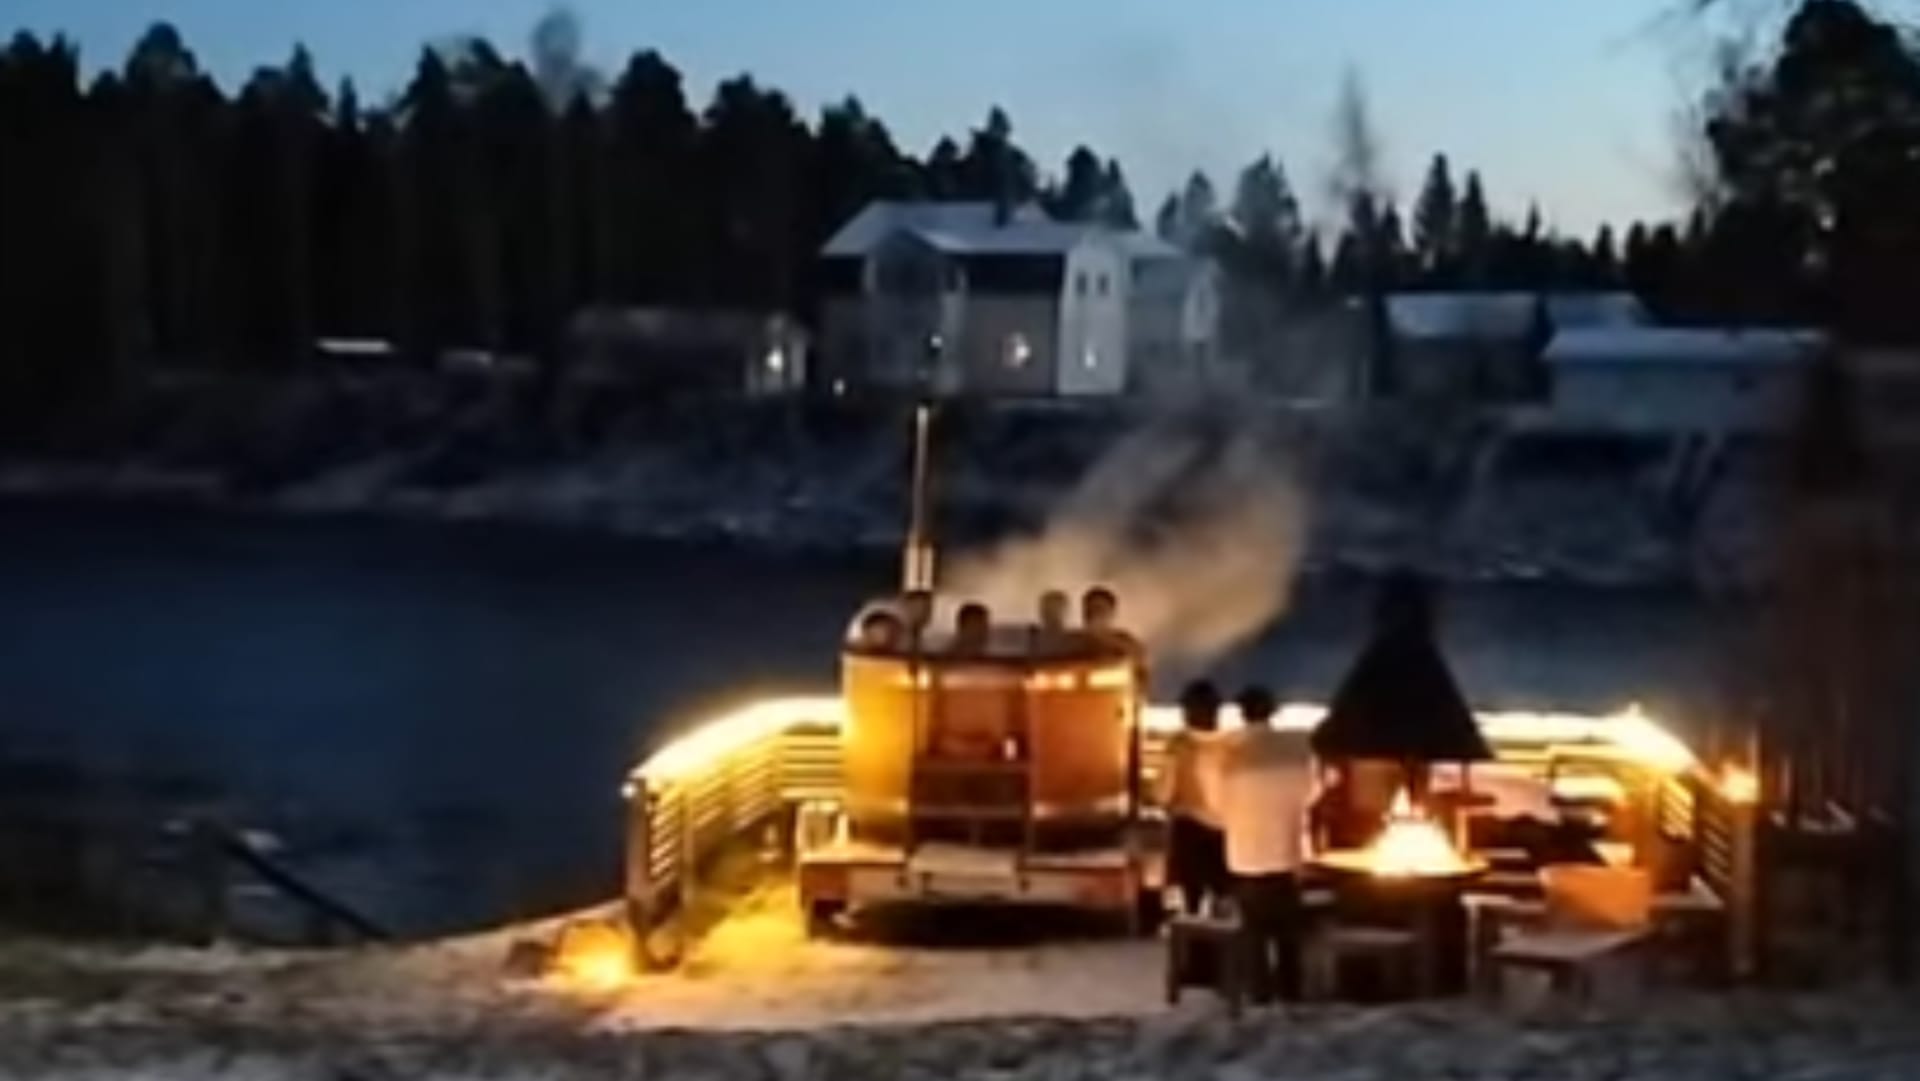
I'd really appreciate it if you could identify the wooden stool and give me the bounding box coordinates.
[1464,893,1547,994]
[1309,924,1420,1000]
[1165,914,1247,1017]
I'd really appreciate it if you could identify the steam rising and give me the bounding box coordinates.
[945,408,1308,669]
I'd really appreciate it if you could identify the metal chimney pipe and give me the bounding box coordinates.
[901,401,936,592]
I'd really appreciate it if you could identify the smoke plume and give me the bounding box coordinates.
[945,405,1309,670]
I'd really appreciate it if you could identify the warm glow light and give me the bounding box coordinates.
[1721,764,1760,805]
[627,697,1698,796]
[552,921,633,992]
[1607,703,1698,774]
[1004,333,1032,369]
[1365,789,1475,878]
[631,697,840,788]
[765,348,787,374]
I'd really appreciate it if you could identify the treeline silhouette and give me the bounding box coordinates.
[2,2,1915,441]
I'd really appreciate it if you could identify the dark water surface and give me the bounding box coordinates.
[0,503,1730,935]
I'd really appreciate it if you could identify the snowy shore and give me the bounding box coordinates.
[0,445,1757,590]
[2,932,1915,1080]
[4,881,1915,1079]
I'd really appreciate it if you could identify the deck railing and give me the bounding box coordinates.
[620,697,1750,967]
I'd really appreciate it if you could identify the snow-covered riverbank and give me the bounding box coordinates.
[0,436,1765,592]
[3,878,1913,1078]
[3,925,1914,1080]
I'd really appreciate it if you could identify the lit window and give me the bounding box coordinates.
[1083,347,1099,370]
[832,378,848,397]
[765,348,786,374]
[1004,333,1032,369]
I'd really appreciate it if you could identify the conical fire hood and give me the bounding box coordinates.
[1312,573,1493,763]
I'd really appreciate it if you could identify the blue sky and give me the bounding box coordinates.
[13,1,1726,234]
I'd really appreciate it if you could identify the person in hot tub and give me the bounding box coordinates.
[949,601,993,657]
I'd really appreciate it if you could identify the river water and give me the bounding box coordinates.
[0,503,1733,936]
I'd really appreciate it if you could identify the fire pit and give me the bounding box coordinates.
[1313,790,1489,884]
[1309,792,1489,998]
[1306,575,1497,996]
[1309,573,1495,852]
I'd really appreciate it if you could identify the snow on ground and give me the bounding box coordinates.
[597,885,1166,1031]
[3,889,1919,1079]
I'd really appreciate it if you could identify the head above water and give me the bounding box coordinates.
[1236,685,1277,726]
[955,602,991,641]
[1179,680,1222,731]
[1038,589,1070,631]
[1081,586,1118,630]
[857,609,904,651]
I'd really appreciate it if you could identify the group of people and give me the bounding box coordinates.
[852,585,1135,659]
[1155,680,1316,1005]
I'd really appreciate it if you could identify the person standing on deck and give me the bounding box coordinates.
[1220,685,1313,1004]
[1157,680,1228,915]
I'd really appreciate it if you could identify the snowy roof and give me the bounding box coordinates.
[820,200,1054,258]
[1121,233,1186,261]
[1546,292,1649,329]
[908,219,1113,256]
[1387,291,1648,341]
[1545,327,1827,367]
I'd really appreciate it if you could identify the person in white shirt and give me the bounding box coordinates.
[1219,684,1314,1004]
[1155,680,1227,915]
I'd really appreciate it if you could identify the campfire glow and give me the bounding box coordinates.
[1363,790,1476,879]
[552,920,634,992]
[1720,764,1761,805]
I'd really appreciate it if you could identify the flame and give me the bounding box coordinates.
[1365,789,1473,878]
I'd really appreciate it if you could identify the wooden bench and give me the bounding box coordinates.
[1165,914,1247,1017]
[1488,928,1648,1000]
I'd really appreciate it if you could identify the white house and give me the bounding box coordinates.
[1123,234,1222,392]
[1541,326,1826,435]
[819,201,1134,397]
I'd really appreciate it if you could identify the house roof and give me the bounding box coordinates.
[1545,326,1826,368]
[1121,233,1186,261]
[1386,291,1648,341]
[910,219,1112,256]
[821,200,1055,258]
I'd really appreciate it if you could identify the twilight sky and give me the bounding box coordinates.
[12,0,1731,235]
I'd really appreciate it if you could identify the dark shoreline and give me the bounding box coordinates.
[0,484,1721,596]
